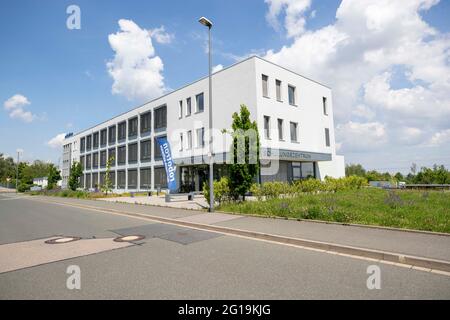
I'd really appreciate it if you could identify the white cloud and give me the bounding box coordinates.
[107,19,166,102]
[3,94,35,123]
[47,133,66,149]
[264,0,450,156]
[336,121,387,152]
[212,64,224,73]
[149,26,174,44]
[265,0,312,38]
[429,129,450,146]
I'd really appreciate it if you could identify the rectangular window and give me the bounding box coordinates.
[278,118,284,140]
[325,128,330,147]
[323,97,328,115]
[292,162,301,180]
[92,152,99,168]
[140,112,151,134]
[93,132,99,149]
[179,100,183,118]
[80,174,85,189]
[127,169,137,189]
[262,74,269,97]
[117,146,126,165]
[100,172,105,186]
[288,85,296,105]
[92,172,98,188]
[86,135,92,151]
[100,150,107,167]
[196,127,205,148]
[108,148,116,167]
[86,173,91,189]
[264,116,270,139]
[86,154,91,169]
[179,133,183,151]
[276,79,282,101]
[302,162,315,178]
[154,136,166,160]
[187,130,192,149]
[128,117,138,138]
[108,125,116,144]
[109,171,116,188]
[186,98,192,116]
[100,129,107,146]
[140,167,151,189]
[290,122,298,142]
[140,139,151,162]
[154,167,168,188]
[154,105,167,131]
[80,137,85,153]
[196,93,204,113]
[117,170,126,189]
[80,155,85,170]
[128,143,138,163]
[118,122,126,141]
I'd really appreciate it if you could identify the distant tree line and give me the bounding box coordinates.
[0,153,61,192]
[345,163,450,184]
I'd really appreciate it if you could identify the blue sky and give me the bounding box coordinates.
[1,0,450,173]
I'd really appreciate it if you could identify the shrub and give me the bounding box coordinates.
[203,177,231,205]
[294,178,325,193]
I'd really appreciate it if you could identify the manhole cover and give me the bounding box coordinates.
[113,235,145,242]
[45,237,81,244]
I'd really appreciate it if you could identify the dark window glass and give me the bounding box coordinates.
[288,85,296,105]
[140,139,151,161]
[302,162,315,178]
[108,148,116,167]
[86,173,91,189]
[100,129,107,146]
[86,154,91,169]
[108,125,116,144]
[117,146,126,165]
[278,119,283,140]
[128,143,138,163]
[92,173,98,188]
[109,171,116,188]
[100,172,105,186]
[186,98,192,116]
[80,156,85,170]
[80,137,85,152]
[154,106,167,130]
[128,117,138,137]
[196,93,204,112]
[100,150,107,167]
[290,122,298,142]
[276,79,282,101]
[140,168,151,189]
[92,152,99,168]
[86,135,92,150]
[154,167,167,188]
[140,112,151,134]
[127,169,137,189]
[118,122,126,140]
[93,132,99,148]
[262,74,269,97]
[323,97,328,115]
[264,116,270,139]
[117,170,126,189]
[325,128,330,147]
[80,174,85,189]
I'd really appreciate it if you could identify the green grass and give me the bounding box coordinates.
[218,188,450,233]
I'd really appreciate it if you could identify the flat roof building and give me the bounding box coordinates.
[61,56,345,192]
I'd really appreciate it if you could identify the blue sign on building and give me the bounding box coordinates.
[156,136,177,192]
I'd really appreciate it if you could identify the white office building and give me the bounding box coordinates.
[61,56,345,192]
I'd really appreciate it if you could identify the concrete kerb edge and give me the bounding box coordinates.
[28,196,450,273]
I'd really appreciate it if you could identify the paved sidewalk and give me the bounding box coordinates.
[100,194,208,210]
[27,196,450,262]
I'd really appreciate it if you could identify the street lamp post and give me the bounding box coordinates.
[198,16,214,212]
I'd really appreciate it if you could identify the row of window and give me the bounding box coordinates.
[80,167,167,189]
[80,106,167,153]
[178,92,204,119]
[179,127,205,151]
[79,137,165,169]
[262,74,329,115]
[263,115,331,147]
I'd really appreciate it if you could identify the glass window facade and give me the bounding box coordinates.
[128,117,138,137]
[154,106,167,130]
[140,139,151,162]
[140,167,151,189]
[127,169,137,189]
[140,112,151,134]
[118,122,126,141]
[128,143,138,163]
[117,146,126,165]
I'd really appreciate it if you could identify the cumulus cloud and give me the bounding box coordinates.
[3,94,35,123]
[149,26,174,44]
[107,19,166,102]
[264,0,450,157]
[47,133,66,149]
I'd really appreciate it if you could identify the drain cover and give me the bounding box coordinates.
[113,235,145,242]
[45,237,81,244]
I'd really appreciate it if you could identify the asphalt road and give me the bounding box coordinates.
[0,193,449,299]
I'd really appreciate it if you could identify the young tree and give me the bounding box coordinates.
[47,164,61,190]
[68,161,83,191]
[101,156,114,195]
[225,105,260,200]
[345,163,366,177]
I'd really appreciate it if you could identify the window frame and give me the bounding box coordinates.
[140,111,151,135]
[288,85,297,106]
[140,139,152,162]
[262,74,269,98]
[118,121,126,141]
[128,117,138,138]
[277,118,284,141]
[196,92,204,113]
[276,79,282,101]
[290,121,298,142]
[264,116,271,139]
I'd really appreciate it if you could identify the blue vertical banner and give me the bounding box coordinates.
[156,136,177,192]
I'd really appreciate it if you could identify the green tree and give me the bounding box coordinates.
[345,163,366,177]
[394,172,404,182]
[224,105,260,200]
[47,164,61,190]
[68,161,83,191]
[0,153,15,184]
[101,156,114,195]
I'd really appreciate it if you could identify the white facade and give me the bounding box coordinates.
[61,56,345,192]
